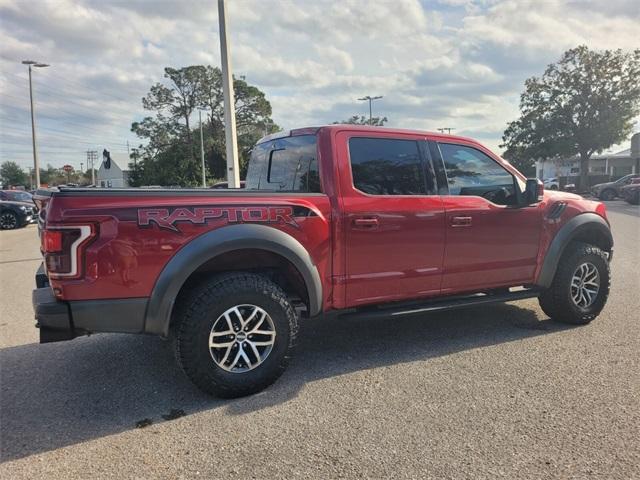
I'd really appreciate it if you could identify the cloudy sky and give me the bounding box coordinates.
[1,0,638,171]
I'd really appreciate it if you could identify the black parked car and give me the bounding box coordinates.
[0,201,36,230]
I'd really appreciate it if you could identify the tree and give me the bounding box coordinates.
[334,115,388,126]
[501,148,537,177]
[143,67,207,159]
[131,65,278,186]
[0,161,28,187]
[502,46,640,191]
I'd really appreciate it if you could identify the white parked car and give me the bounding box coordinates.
[543,177,560,190]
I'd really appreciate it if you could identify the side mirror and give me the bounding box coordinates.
[523,178,543,205]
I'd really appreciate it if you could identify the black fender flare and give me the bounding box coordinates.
[144,223,323,336]
[536,213,613,289]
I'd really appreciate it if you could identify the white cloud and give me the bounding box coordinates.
[1,0,638,169]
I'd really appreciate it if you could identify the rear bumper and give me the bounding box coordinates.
[33,264,148,343]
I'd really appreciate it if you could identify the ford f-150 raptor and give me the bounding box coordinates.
[32,125,613,397]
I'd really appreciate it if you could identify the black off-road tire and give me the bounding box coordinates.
[174,272,298,398]
[538,242,610,325]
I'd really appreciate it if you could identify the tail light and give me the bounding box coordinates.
[42,225,94,278]
[537,181,545,201]
[596,202,608,221]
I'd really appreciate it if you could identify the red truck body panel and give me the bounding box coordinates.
[45,193,333,306]
[39,125,609,316]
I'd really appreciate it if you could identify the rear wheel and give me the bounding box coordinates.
[175,272,298,398]
[539,242,610,325]
[0,211,18,230]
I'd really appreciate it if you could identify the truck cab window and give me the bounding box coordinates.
[349,137,430,195]
[439,143,517,205]
[245,135,320,192]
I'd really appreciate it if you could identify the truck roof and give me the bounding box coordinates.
[257,124,479,146]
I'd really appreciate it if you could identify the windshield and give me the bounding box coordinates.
[4,191,32,202]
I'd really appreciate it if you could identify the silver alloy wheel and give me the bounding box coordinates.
[570,262,600,308]
[0,212,17,229]
[209,304,276,373]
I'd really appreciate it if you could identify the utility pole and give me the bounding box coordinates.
[80,162,84,173]
[437,127,455,134]
[86,150,97,185]
[357,95,383,125]
[218,0,240,188]
[199,110,206,188]
[22,60,49,188]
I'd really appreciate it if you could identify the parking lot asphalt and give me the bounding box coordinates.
[1,200,639,479]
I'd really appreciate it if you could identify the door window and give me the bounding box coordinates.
[349,137,432,195]
[439,143,517,205]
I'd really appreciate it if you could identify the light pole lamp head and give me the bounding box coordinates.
[34,63,49,68]
[357,95,383,101]
[22,60,37,65]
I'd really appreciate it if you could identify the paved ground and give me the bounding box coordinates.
[1,200,639,479]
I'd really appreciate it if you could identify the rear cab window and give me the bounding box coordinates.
[347,137,436,195]
[245,135,321,192]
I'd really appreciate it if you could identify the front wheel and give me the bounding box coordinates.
[538,242,610,325]
[175,272,298,398]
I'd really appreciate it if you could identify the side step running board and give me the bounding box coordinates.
[339,288,542,321]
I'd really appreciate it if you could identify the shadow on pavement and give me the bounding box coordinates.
[0,302,571,462]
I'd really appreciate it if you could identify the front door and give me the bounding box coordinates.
[337,132,446,307]
[433,140,543,293]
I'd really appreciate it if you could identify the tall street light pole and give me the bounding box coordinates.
[22,60,49,189]
[199,109,206,188]
[217,0,240,188]
[358,95,383,125]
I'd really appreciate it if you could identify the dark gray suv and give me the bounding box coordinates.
[591,174,639,200]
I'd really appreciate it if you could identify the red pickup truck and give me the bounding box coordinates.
[33,125,613,397]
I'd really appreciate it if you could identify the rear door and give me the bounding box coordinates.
[431,140,543,293]
[336,131,446,307]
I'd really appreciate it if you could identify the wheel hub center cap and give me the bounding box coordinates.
[235,331,247,342]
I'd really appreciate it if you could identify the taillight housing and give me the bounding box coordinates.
[596,202,608,222]
[537,181,545,202]
[42,225,94,278]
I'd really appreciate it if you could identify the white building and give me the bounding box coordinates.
[536,135,639,182]
[96,152,129,188]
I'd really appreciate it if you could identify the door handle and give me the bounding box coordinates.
[352,217,379,229]
[450,216,472,227]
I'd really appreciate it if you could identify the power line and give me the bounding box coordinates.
[1,89,139,118]
[1,121,137,143]
[2,71,140,104]
[1,103,131,127]
[2,127,133,147]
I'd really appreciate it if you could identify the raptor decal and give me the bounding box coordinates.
[137,205,299,232]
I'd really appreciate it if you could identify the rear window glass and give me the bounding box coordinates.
[245,135,321,192]
[348,137,426,195]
